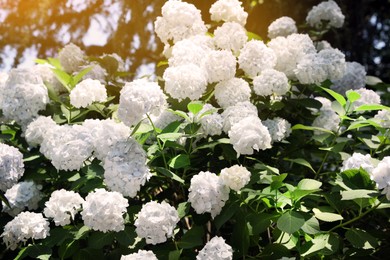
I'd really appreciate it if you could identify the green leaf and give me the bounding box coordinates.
[0,191,10,208]
[284,158,316,173]
[346,90,361,103]
[301,233,329,257]
[320,87,346,107]
[313,208,343,222]
[59,240,79,259]
[155,167,185,184]
[52,68,71,92]
[157,132,184,142]
[187,101,204,115]
[366,75,382,85]
[15,244,52,260]
[177,226,204,249]
[247,212,276,236]
[277,211,305,234]
[301,216,320,235]
[167,109,191,122]
[214,200,240,230]
[177,202,191,219]
[338,169,375,190]
[297,179,322,190]
[291,124,335,134]
[341,189,378,200]
[88,231,115,249]
[115,226,137,247]
[346,228,378,249]
[48,57,62,69]
[72,66,93,87]
[354,104,390,112]
[168,154,190,169]
[246,31,262,41]
[231,213,250,256]
[169,250,182,260]
[74,225,90,240]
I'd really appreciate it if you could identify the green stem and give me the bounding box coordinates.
[146,114,168,169]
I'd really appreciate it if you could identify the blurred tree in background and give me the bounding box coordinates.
[0,0,389,81]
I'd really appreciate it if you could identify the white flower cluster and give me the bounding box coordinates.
[262,117,292,143]
[196,104,223,137]
[103,139,151,198]
[213,22,247,53]
[1,212,50,250]
[374,110,390,128]
[43,189,84,226]
[210,0,248,26]
[2,181,42,217]
[0,143,24,192]
[331,62,367,94]
[341,152,375,175]
[83,119,130,160]
[154,0,207,45]
[167,36,213,66]
[0,71,8,108]
[121,250,158,260]
[268,33,316,79]
[24,116,57,147]
[81,189,128,232]
[350,88,381,111]
[118,78,167,127]
[312,97,340,135]
[220,165,251,192]
[221,101,258,133]
[134,201,179,245]
[268,16,297,39]
[306,0,345,29]
[58,43,85,73]
[295,48,346,84]
[1,68,49,126]
[203,50,236,83]
[40,124,94,171]
[81,62,107,83]
[163,64,208,101]
[238,40,277,78]
[70,78,107,108]
[229,116,272,156]
[196,236,233,260]
[372,157,390,200]
[149,109,181,130]
[34,64,65,94]
[215,78,251,108]
[253,69,290,96]
[188,171,229,218]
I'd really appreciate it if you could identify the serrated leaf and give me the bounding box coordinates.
[168,154,190,169]
[346,228,378,249]
[341,189,378,200]
[177,226,204,249]
[313,208,343,222]
[284,158,316,173]
[277,211,305,234]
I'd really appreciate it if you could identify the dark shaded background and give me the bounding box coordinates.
[0,0,389,82]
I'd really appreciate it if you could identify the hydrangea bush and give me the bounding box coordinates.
[1,0,390,259]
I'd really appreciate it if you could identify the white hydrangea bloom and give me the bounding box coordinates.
[315,40,332,51]
[229,116,272,156]
[58,43,85,73]
[34,63,65,94]
[43,189,84,226]
[315,96,333,111]
[220,165,251,192]
[210,0,248,26]
[306,0,345,29]
[24,116,57,147]
[134,201,179,245]
[215,78,251,109]
[163,64,207,101]
[268,16,297,39]
[70,78,107,108]
[121,250,158,260]
[40,124,94,171]
[341,152,375,175]
[1,68,49,126]
[312,109,340,135]
[196,104,223,137]
[296,48,346,84]
[81,62,107,83]
[0,71,8,108]
[1,212,50,250]
[2,181,42,217]
[374,110,390,128]
[203,50,236,83]
[221,101,258,133]
[262,117,292,143]
[196,236,233,260]
[253,69,290,96]
[168,37,213,67]
[0,143,24,192]
[154,0,207,44]
[118,78,167,127]
[213,22,247,53]
[238,40,277,78]
[331,62,367,94]
[81,189,128,232]
[371,157,390,200]
[268,33,316,79]
[83,119,130,160]
[149,109,182,130]
[188,171,230,218]
[103,139,151,198]
[350,88,381,111]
